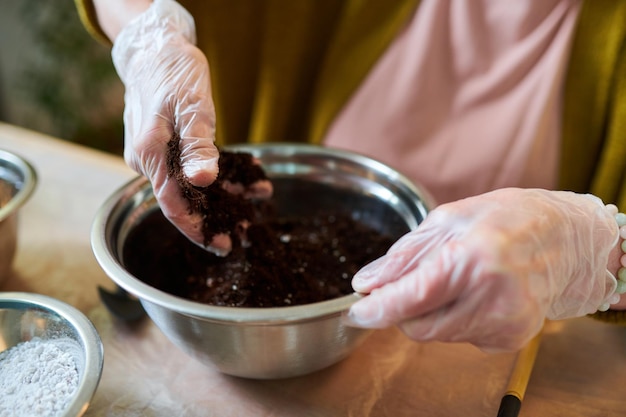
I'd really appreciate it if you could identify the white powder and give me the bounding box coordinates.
[0,337,81,417]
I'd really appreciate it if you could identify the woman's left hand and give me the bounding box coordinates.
[345,188,619,352]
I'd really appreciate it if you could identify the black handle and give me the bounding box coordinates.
[497,394,522,417]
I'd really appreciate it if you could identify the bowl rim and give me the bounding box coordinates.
[0,149,37,222]
[91,143,430,324]
[0,291,104,416]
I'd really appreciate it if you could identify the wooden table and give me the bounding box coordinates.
[1,122,625,416]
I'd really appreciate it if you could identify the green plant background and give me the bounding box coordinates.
[0,0,124,155]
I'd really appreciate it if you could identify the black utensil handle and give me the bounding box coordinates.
[497,394,521,417]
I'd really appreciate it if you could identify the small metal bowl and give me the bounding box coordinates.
[0,149,37,285]
[0,292,104,416]
[91,144,430,379]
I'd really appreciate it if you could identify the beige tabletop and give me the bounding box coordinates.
[1,122,625,416]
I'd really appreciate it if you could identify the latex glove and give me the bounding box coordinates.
[346,188,620,352]
[112,0,269,256]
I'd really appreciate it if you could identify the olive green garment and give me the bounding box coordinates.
[561,0,626,210]
[75,0,626,323]
[75,0,420,147]
[562,1,626,325]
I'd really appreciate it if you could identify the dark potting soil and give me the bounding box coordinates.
[122,135,395,307]
[122,207,395,307]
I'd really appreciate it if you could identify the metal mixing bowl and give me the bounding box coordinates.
[0,149,37,285]
[91,144,430,379]
[0,292,104,416]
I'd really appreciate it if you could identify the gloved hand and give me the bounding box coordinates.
[346,188,620,352]
[111,0,268,256]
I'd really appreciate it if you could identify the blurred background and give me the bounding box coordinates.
[0,0,124,155]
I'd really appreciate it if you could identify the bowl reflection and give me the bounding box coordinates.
[0,149,37,285]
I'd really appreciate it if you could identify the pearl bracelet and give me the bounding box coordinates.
[600,204,626,311]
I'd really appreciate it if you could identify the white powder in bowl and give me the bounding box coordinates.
[0,337,81,417]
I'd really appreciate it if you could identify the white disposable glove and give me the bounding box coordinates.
[346,188,620,352]
[111,0,269,256]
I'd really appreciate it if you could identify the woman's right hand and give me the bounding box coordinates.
[105,0,252,256]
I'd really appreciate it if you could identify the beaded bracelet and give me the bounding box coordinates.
[600,204,626,311]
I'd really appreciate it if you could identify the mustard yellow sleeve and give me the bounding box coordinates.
[73,0,113,46]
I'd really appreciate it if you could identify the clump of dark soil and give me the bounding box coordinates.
[122,135,395,307]
[166,134,267,245]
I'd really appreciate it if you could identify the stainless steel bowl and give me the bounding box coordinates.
[0,292,104,416]
[0,149,37,285]
[91,144,430,379]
